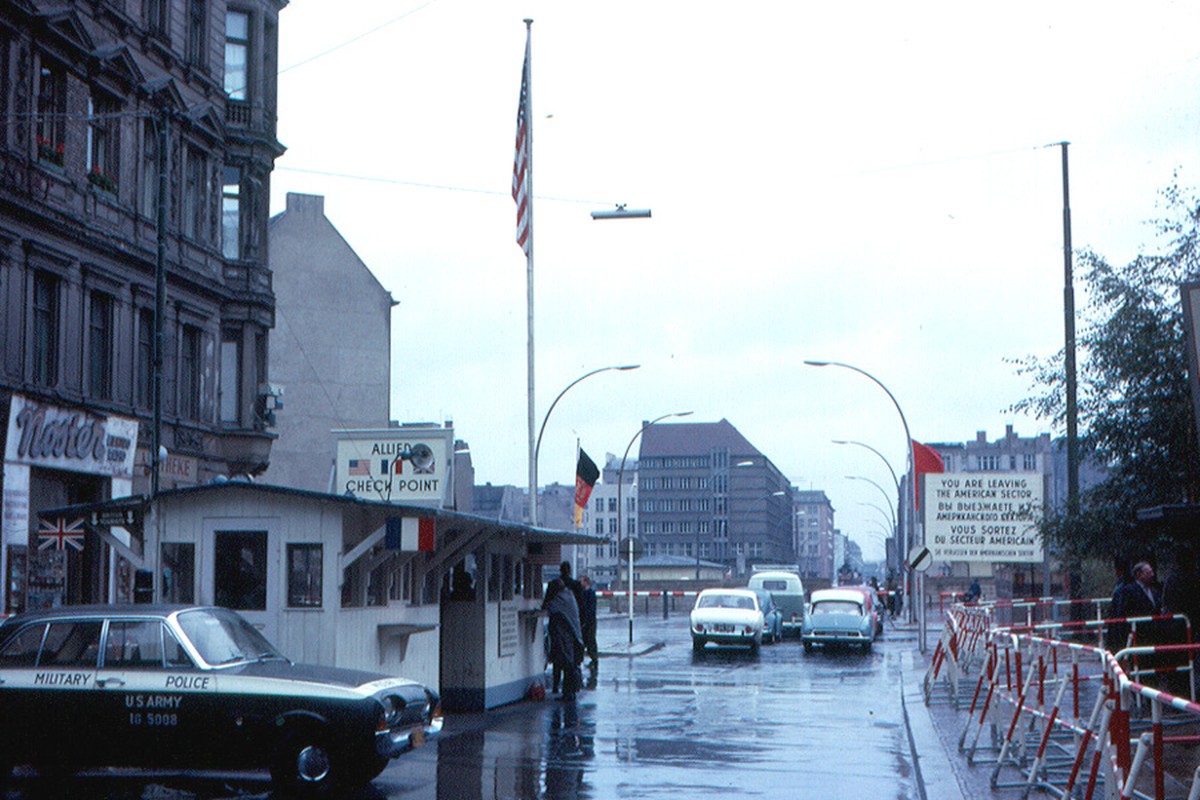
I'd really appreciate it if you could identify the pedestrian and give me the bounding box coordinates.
[579,574,599,669]
[560,560,584,609]
[543,578,584,700]
[1113,561,1163,618]
[964,579,982,603]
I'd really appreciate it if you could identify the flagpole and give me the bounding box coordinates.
[522,18,537,528]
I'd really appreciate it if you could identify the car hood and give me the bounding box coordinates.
[225,660,424,694]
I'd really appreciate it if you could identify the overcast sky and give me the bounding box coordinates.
[269,1,1200,559]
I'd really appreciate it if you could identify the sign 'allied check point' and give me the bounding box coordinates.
[923,472,1045,564]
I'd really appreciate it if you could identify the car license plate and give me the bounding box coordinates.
[410,728,426,748]
[713,624,734,633]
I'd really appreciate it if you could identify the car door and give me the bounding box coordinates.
[95,618,202,766]
[0,619,104,768]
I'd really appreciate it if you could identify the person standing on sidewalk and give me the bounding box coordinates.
[543,578,584,700]
[579,574,599,670]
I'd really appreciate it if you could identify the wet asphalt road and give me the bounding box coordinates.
[2,612,922,799]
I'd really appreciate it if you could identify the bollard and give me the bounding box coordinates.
[663,590,669,619]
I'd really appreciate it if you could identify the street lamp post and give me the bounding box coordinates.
[806,360,926,651]
[847,475,897,528]
[529,364,640,525]
[619,411,693,644]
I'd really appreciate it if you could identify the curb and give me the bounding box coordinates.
[901,654,966,800]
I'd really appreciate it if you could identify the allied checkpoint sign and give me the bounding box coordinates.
[923,472,1044,563]
[334,425,453,509]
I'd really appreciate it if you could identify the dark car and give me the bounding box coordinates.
[0,604,442,796]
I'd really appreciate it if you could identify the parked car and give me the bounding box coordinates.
[751,588,784,644]
[0,604,442,796]
[690,588,766,653]
[801,588,878,653]
[837,585,884,636]
[747,569,806,635]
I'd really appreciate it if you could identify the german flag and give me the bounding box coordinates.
[573,449,600,528]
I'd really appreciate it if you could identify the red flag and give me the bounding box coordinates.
[912,440,945,509]
[573,449,600,528]
[512,31,532,256]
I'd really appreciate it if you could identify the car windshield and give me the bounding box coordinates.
[177,608,286,666]
[697,593,756,610]
[812,600,862,616]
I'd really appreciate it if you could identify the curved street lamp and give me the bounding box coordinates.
[846,475,898,527]
[805,359,925,649]
[833,439,901,496]
[529,364,640,525]
[619,410,693,643]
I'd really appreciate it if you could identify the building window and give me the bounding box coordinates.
[978,455,1000,471]
[137,308,154,409]
[608,518,618,535]
[214,530,266,611]
[287,544,322,608]
[86,94,120,193]
[186,0,207,68]
[594,519,603,535]
[35,63,66,166]
[140,120,158,219]
[607,497,617,513]
[222,166,240,258]
[87,292,114,399]
[627,518,636,536]
[31,271,59,386]
[145,0,169,37]
[593,498,602,512]
[160,542,195,603]
[224,11,249,100]
[182,146,206,240]
[219,328,241,424]
[1024,453,1037,471]
[179,325,202,420]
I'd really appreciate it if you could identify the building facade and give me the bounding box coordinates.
[0,0,285,613]
[262,192,394,492]
[638,419,795,578]
[794,489,836,581]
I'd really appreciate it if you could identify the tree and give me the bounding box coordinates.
[1012,179,1200,561]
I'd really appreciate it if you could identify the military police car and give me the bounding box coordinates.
[0,604,442,795]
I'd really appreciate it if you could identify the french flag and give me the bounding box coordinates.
[386,516,435,552]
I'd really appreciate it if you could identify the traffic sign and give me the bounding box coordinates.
[618,537,644,561]
[907,545,933,573]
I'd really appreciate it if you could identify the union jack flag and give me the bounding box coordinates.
[38,517,86,552]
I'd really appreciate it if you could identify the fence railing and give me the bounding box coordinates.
[926,597,1199,800]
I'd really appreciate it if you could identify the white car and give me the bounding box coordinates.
[690,588,766,653]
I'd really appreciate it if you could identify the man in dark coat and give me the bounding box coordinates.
[543,578,584,699]
[1112,561,1163,618]
[578,574,599,669]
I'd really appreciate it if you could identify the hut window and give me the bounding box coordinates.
[286,544,322,608]
[213,531,267,611]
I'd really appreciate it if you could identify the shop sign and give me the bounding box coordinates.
[5,395,138,479]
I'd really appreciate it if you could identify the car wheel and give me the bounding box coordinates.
[692,637,706,653]
[271,727,348,798]
[749,636,760,655]
[862,641,873,653]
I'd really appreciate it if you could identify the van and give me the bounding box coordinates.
[747,568,806,634]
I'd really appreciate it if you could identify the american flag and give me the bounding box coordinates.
[38,517,86,552]
[348,459,370,476]
[512,31,531,256]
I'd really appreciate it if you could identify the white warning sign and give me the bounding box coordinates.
[923,473,1044,564]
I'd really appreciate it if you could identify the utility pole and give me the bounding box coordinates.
[152,108,168,499]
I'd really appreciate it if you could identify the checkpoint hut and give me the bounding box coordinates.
[40,480,598,711]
